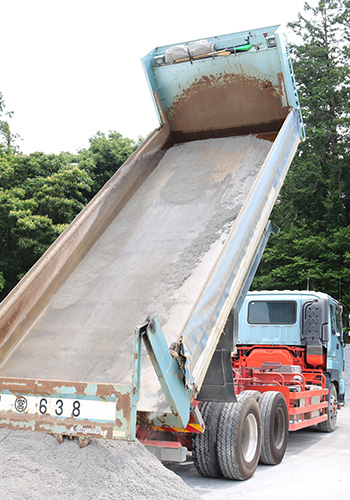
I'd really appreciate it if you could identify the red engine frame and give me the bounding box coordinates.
[232,345,329,430]
[137,345,331,454]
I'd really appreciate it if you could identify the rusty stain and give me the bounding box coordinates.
[0,376,134,401]
[0,377,93,397]
[35,419,115,440]
[96,385,123,399]
[54,434,64,444]
[256,132,278,142]
[116,392,132,421]
[278,72,285,96]
[167,73,288,140]
[115,418,123,428]
[0,378,52,396]
[78,437,91,448]
[0,411,118,440]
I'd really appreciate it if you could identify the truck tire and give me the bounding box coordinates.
[238,390,261,402]
[317,383,338,433]
[191,401,224,478]
[216,397,262,480]
[258,391,289,465]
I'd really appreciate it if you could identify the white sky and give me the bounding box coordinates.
[1,0,309,154]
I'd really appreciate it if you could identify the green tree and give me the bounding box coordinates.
[0,130,139,300]
[253,0,350,307]
[84,131,140,195]
[0,152,94,299]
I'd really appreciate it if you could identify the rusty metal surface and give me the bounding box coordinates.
[167,73,287,139]
[0,376,136,440]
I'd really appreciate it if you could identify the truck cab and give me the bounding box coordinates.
[237,291,346,403]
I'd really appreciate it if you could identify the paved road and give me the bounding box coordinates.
[166,403,350,499]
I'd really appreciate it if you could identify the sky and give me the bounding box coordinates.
[1,0,309,155]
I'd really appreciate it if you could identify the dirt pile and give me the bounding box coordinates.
[0,430,201,500]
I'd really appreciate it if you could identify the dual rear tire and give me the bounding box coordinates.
[217,396,262,480]
[191,401,224,478]
[192,391,289,480]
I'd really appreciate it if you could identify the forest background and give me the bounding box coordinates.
[1,1,350,312]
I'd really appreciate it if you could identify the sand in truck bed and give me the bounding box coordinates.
[0,135,271,411]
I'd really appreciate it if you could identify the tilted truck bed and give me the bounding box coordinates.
[0,135,272,394]
[0,26,303,440]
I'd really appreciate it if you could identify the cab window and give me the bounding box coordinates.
[248,301,297,324]
[330,302,343,339]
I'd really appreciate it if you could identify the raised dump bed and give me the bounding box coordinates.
[0,25,303,442]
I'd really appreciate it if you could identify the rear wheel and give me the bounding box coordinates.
[237,390,261,402]
[259,391,289,465]
[191,401,224,478]
[317,383,338,433]
[216,397,262,480]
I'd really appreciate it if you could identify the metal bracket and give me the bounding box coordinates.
[141,316,192,429]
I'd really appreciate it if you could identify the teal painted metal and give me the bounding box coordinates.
[0,328,143,441]
[327,296,346,398]
[141,317,192,429]
[0,378,137,440]
[238,291,304,346]
[142,25,281,116]
[180,109,301,393]
[281,33,306,140]
[142,25,305,140]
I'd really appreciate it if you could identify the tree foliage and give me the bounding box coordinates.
[0,152,93,297]
[82,131,140,196]
[253,0,350,308]
[2,1,350,312]
[0,118,139,299]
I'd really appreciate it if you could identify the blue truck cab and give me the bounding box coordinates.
[237,291,346,403]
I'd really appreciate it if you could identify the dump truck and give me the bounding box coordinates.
[0,25,304,480]
[231,290,346,465]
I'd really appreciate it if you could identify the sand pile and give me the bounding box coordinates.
[0,430,201,500]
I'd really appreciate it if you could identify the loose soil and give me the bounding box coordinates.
[0,430,201,500]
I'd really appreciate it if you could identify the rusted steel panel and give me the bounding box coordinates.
[142,26,300,141]
[0,376,137,440]
[166,73,287,140]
